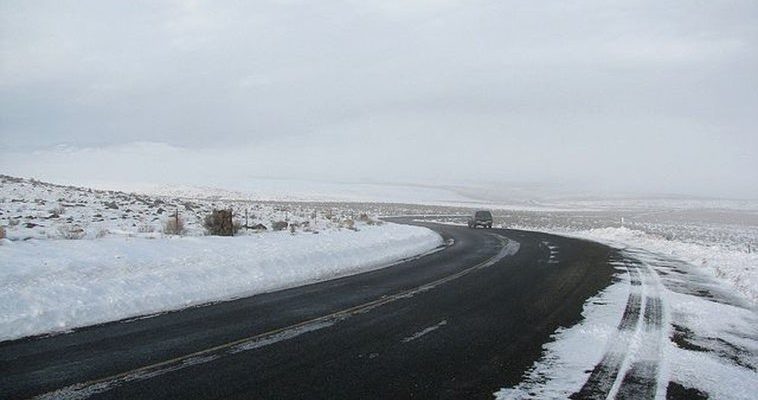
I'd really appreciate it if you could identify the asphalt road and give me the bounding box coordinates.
[1,218,617,399]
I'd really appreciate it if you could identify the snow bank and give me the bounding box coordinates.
[562,227,758,303]
[0,223,443,342]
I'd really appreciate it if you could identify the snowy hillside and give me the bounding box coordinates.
[0,175,444,341]
[0,174,373,240]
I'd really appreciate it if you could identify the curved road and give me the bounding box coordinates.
[1,218,617,399]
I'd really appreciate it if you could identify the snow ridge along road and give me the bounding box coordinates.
[2,219,617,399]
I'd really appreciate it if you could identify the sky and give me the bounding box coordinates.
[1,0,757,199]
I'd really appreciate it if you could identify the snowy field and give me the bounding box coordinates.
[0,175,376,240]
[0,176,443,341]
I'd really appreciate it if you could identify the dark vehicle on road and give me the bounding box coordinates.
[468,210,493,229]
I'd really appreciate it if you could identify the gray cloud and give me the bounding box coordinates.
[1,1,756,198]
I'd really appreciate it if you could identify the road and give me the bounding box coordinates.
[1,218,618,399]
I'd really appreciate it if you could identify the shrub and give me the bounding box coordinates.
[138,222,156,233]
[163,214,185,235]
[271,220,288,231]
[51,205,66,217]
[0,226,6,240]
[358,213,382,226]
[204,209,238,236]
[95,228,109,238]
[340,218,356,231]
[58,225,85,240]
[250,223,267,231]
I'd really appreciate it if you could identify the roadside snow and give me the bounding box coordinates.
[549,226,758,303]
[496,279,630,399]
[0,223,443,342]
[497,248,758,400]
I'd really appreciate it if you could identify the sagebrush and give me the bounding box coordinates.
[58,225,85,240]
[163,214,186,235]
[204,209,238,236]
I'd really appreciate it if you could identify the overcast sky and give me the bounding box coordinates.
[1,1,756,198]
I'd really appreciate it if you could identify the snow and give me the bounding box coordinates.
[496,248,758,400]
[0,175,370,240]
[546,227,758,304]
[493,232,758,400]
[666,343,758,400]
[0,222,443,342]
[0,176,444,342]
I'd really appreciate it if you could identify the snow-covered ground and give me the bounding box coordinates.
[498,221,757,398]
[499,220,758,304]
[0,175,372,240]
[0,175,443,341]
[496,245,758,400]
[561,227,757,303]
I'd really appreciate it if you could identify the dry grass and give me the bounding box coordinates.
[271,220,288,231]
[52,205,66,215]
[58,225,85,240]
[137,223,156,233]
[163,215,186,235]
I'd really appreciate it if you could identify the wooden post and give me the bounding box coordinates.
[245,208,249,230]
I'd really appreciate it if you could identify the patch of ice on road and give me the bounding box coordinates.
[0,223,443,342]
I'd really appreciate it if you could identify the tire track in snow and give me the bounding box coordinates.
[615,266,664,400]
[572,253,667,400]
[571,265,643,399]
